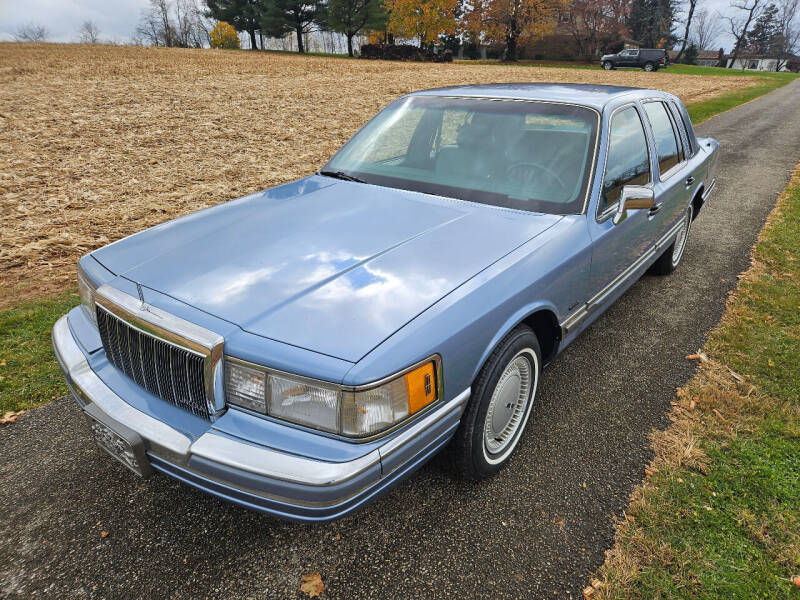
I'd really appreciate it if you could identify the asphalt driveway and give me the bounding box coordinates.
[2,80,800,600]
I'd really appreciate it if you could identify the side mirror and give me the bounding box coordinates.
[613,185,655,225]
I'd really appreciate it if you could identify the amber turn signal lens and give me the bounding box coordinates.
[404,362,436,414]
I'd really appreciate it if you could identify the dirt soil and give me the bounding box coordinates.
[0,43,754,308]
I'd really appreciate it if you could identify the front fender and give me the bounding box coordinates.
[470,300,561,382]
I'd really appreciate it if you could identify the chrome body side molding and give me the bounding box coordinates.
[560,216,688,336]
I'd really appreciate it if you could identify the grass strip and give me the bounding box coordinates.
[687,75,797,124]
[590,166,800,599]
[0,290,78,414]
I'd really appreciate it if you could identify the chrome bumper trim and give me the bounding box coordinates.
[190,434,380,487]
[379,388,470,461]
[54,314,470,496]
[53,316,191,459]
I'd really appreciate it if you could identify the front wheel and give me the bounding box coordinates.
[650,204,693,275]
[643,61,655,72]
[449,326,541,480]
[603,61,614,70]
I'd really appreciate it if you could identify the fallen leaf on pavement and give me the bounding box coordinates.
[300,572,324,598]
[1,410,25,425]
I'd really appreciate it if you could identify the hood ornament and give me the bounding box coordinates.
[136,282,148,311]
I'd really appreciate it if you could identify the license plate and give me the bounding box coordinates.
[84,405,152,478]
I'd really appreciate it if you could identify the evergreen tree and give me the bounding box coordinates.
[683,41,698,62]
[327,0,387,56]
[260,0,327,53]
[628,0,678,47]
[746,3,779,53]
[205,0,264,50]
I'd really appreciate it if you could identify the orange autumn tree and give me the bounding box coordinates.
[385,0,458,47]
[466,0,566,60]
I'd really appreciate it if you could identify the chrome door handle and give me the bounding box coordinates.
[685,176,695,186]
[649,202,663,215]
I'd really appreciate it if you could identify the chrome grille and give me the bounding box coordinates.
[96,306,211,419]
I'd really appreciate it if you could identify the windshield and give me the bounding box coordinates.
[322,96,599,214]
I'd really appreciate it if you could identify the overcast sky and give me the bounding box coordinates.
[0,0,736,49]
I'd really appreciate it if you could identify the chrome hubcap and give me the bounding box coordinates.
[671,208,691,265]
[484,351,534,456]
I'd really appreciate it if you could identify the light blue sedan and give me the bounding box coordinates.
[53,83,719,521]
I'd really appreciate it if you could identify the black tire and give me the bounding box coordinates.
[449,325,541,480]
[650,204,693,275]
[603,61,614,70]
[643,61,655,72]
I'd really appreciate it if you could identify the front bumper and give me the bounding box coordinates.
[53,315,469,521]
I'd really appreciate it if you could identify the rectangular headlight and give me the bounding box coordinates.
[77,263,97,323]
[225,358,439,438]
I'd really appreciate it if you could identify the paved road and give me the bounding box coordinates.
[3,80,800,600]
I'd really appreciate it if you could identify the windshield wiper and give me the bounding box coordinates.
[319,170,366,184]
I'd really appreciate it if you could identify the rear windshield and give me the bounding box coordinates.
[322,96,599,214]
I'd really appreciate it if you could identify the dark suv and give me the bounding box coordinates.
[601,48,668,71]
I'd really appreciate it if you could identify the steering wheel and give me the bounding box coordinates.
[505,161,569,197]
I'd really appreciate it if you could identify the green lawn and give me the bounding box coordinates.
[0,290,78,414]
[593,168,800,599]
[686,75,798,124]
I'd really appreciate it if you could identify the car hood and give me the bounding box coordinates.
[93,176,561,362]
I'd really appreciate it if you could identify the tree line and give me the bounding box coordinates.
[10,0,799,66]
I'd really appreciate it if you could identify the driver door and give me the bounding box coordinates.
[587,103,654,308]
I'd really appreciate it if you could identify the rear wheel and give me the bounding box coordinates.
[650,204,693,275]
[449,326,541,480]
[603,61,614,70]
[643,61,655,72]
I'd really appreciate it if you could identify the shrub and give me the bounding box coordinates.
[210,22,240,50]
[360,43,453,62]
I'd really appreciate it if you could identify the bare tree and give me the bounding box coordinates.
[13,22,50,41]
[724,0,765,67]
[691,8,723,47]
[174,0,210,47]
[136,0,209,47]
[77,20,102,43]
[675,0,700,62]
[774,0,800,69]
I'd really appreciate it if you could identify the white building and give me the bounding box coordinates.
[725,55,794,72]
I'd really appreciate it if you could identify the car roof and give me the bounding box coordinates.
[411,82,664,111]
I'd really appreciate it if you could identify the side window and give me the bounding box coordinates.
[600,106,651,213]
[670,101,696,157]
[644,101,682,176]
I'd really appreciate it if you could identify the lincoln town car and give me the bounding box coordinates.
[53,83,719,521]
